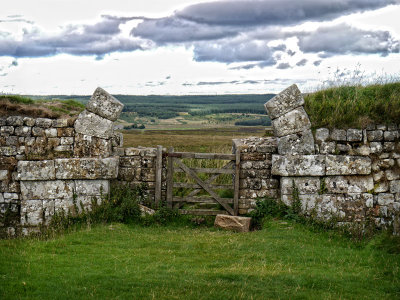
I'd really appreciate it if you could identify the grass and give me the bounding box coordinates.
[0,95,34,104]
[122,127,266,153]
[0,221,399,299]
[304,82,400,129]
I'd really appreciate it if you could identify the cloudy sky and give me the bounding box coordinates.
[0,0,399,95]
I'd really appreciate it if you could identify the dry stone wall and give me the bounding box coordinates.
[0,87,123,235]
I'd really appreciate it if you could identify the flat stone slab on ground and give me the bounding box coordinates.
[214,215,251,232]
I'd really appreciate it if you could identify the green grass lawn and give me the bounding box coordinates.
[1,221,399,299]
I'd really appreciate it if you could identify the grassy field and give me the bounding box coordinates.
[122,127,268,153]
[1,221,399,299]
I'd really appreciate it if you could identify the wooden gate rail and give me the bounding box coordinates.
[162,147,240,216]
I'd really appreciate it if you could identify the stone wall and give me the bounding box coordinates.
[263,84,400,232]
[0,87,123,235]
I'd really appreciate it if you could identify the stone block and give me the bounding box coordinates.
[42,200,55,224]
[21,200,43,226]
[86,87,124,121]
[75,180,109,195]
[320,142,336,154]
[386,169,400,181]
[264,84,304,120]
[281,177,321,195]
[383,142,395,152]
[57,127,74,137]
[0,170,8,181]
[17,160,56,180]
[375,181,389,193]
[277,130,315,155]
[125,147,141,156]
[272,155,325,176]
[384,130,398,141]
[6,116,23,126]
[32,127,45,136]
[354,145,371,156]
[23,117,35,126]
[44,128,58,137]
[281,194,322,213]
[111,132,124,147]
[325,155,371,175]
[55,157,119,179]
[54,145,72,152]
[271,107,311,137]
[390,180,400,193]
[1,126,14,135]
[3,192,19,200]
[325,176,373,193]
[74,110,114,139]
[35,118,53,128]
[336,143,351,154]
[347,129,363,142]
[370,142,382,154]
[15,126,31,137]
[52,119,68,128]
[377,193,395,205]
[60,137,74,145]
[261,178,279,189]
[73,133,111,157]
[315,128,329,142]
[330,129,346,141]
[0,146,17,156]
[20,180,74,200]
[367,130,383,141]
[214,215,251,232]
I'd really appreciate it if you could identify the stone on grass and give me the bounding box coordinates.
[214,214,251,232]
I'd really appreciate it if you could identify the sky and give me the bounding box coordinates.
[0,0,399,95]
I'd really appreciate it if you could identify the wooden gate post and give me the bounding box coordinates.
[155,145,163,208]
[234,146,240,216]
[166,147,174,208]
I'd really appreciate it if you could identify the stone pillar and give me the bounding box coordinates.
[264,84,314,155]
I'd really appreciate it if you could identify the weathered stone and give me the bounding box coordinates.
[370,142,382,154]
[386,169,400,181]
[74,110,114,139]
[21,200,43,226]
[277,130,315,155]
[125,147,141,156]
[315,128,330,142]
[3,192,19,200]
[1,126,14,135]
[214,214,251,232]
[264,84,304,119]
[139,204,155,216]
[20,180,74,200]
[319,142,336,154]
[347,129,363,142]
[54,145,72,152]
[57,127,74,137]
[14,126,31,137]
[5,136,18,146]
[367,130,383,141]
[73,133,112,157]
[54,198,75,213]
[354,145,371,156]
[44,128,58,137]
[375,181,389,193]
[336,143,351,154]
[32,127,45,136]
[326,155,371,175]
[55,157,119,179]
[281,194,322,213]
[75,180,110,195]
[377,193,395,205]
[60,137,74,145]
[272,155,325,176]
[330,129,346,141]
[384,130,398,141]
[17,160,55,180]
[0,170,8,181]
[0,146,17,156]
[22,117,35,126]
[6,116,23,126]
[281,177,321,194]
[272,107,311,137]
[52,119,68,128]
[383,142,395,152]
[86,87,124,121]
[390,180,400,193]
[325,176,373,193]
[111,132,124,147]
[35,118,53,128]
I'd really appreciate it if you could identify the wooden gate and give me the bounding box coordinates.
[163,147,240,216]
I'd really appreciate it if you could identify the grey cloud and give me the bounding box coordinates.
[197,80,239,85]
[298,23,400,56]
[176,0,397,26]
[313,60,322,66]
[193,39,276,64]
[296,59,307,66]
[0,16,143,58]
[287,50,296,56]
[132,17,237,43]
[276,62,291,69]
